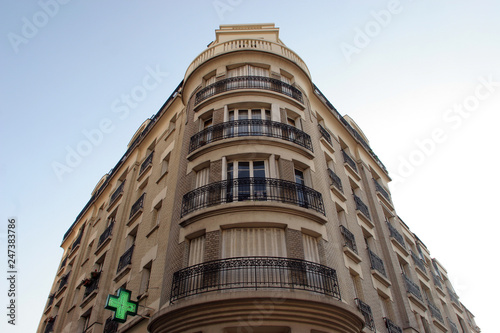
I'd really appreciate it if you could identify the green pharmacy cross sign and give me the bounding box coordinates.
[105,288,138,323]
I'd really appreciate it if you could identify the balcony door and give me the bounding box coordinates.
[226,161,266,201]
[228,109,270,137]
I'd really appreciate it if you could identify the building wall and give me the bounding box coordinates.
[38,24,480,333]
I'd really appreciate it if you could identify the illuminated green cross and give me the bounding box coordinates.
[105,288,138,323]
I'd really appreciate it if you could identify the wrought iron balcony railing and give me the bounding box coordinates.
[44,316,56,333]
[387,222,405,248]
[195,76,303,105]
[97,221,114,248]
[403,274,423,301]
[353,194,371,219]
[427,299,444,323]
[447,287,460,305]
[59,257,67,271]
[58,272,70,291]
[368,249,386,277]
[342,150,357,172]
[103,317,119,333]
[448,318,460,333]
[432,273,443,289]
[355,298,375,330]
[340,225,357,254]
[411,251,427,273]
[328,168,343,193]
[139,151,154,175]
[318,124,332,145]
[46,294,54,308]
[117,245,134,273]
[129,194,145,219]
[71,231,83,250]
[110,181,125,204]
[384,318,403,333]
[83,275,100,298]
[374,179,391,201]
[189,120,313,153]
[170,256,340,302]
[181,177,325,217]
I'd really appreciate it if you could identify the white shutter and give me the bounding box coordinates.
[222,228,286,258]
[188,235,206,266]
[302,234,319,263]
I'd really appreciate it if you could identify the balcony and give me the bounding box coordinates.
[368,249,386,277]
[181,177,325,217]
[447,287,460,305]
[194,76,303,106]
[58,272,70,292]
[340,225,357,254]
[139,151,154,175]
[432,273,443,289]
[328,168,343,193]
[403,274,423,301]
[117,245,134,273]
[109,181,125,205]
[97,221,114,248]
[355,298,375,330]
[83,274,100,298]
[387,222,405,248]
[354,194,371,220]
[189,120,313,154]
[374,179,391,201]
[44,316,56,333]
[104,317,119,333]
[411,251,427,274]
[318,124,332,145]
[342,150,357,172]
[71,232,83,251]
[448,318,460,333]
[170,256,340,302]
[384,318,402,333]
[129,194,145,220]
[427,299,444,323]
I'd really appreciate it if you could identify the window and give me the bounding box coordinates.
[227,64,269,78]
[351,273,364,300]
[227,160,267,201]
[78,309,92,333]
[152,201,162,229]
[139,261,152,295]
[222,228,286,258]
[302,233,319,263]
[160,152,170,177]
[188,235,206,266]
[226,108,271,137]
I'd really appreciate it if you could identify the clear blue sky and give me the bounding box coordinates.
[1,1,498,332]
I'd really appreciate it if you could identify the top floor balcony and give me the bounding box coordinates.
[195,76,303,106]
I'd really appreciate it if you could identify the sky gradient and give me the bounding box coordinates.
[1,1,499,332]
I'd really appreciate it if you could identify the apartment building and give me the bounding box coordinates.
[38,23,480,333]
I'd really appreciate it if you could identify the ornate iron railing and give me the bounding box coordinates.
[59,257,67,271]
[83,275,100,298]
[387,222,405,248]
[318,124,332,145]
[447,318,460,333]
[374,179,391,201]
[384,318,402,333]
[447,287,460,305]
[427,299,444,323]
[97,221,114,248]
[71,231,83,250]
[195,76,303,105]
[46,294,54,308]
[355,298,375,330]
[368,249,386,277]
[44,316,56,333]
[354,194,371,219]
[110,181,125,204]
[403,274,423,301]
[117,245,134,273]
[104,317,119,333]
[432,273,443,289]
[189,119,313,153]
[328,168,343,192]
[340,225,357,254]
[58,272,70,291]
[170,256,340,302]
[411,251,427,273]
[129,194,145,219]
[342,150,357,172]
[181,177,325,217]
[139,151,154,175]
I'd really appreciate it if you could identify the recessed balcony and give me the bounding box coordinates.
[170,256,340,303]
[194,76,303,106]
[180,177,325,218]
[189,119,313,154]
